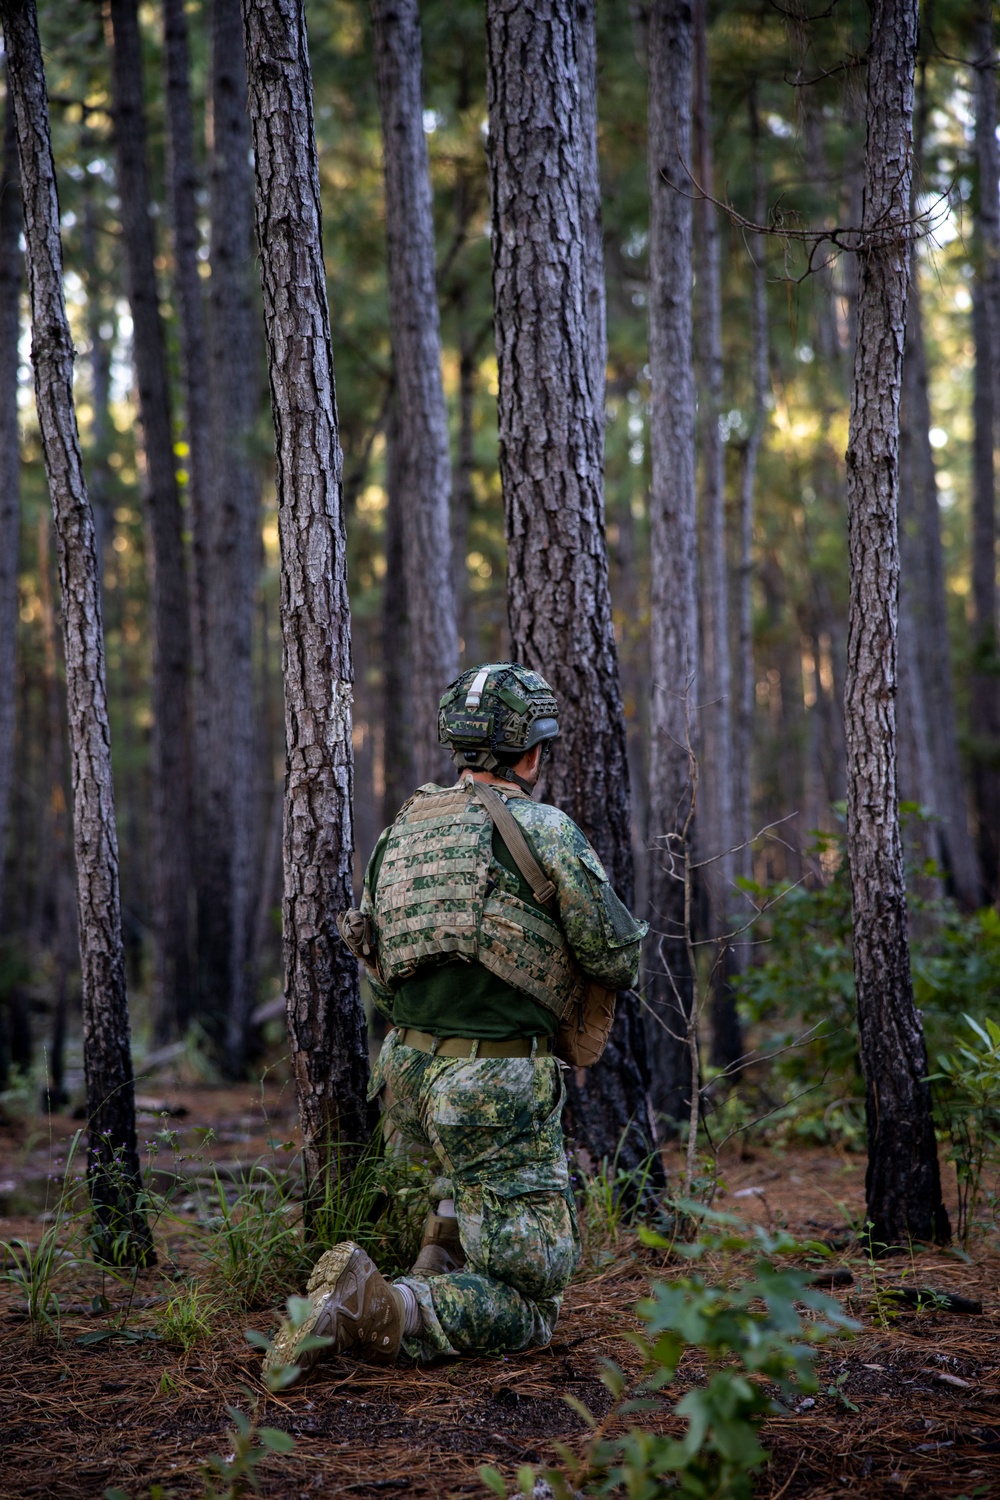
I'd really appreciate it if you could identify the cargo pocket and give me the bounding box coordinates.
[480,1179,579,1302]
[366,1027,399,1103]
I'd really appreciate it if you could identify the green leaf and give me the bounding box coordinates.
[516,1464,536,1495]
[258,1427,296,1453]
[286,1295,314,1327]
[563,1392,597,1428]
[293,1333,334,1355]
[479,1464,507,1498]
[244,1329,271,1351]
[264,1363,303,1392]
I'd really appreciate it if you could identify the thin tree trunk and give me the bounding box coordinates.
[162,0,213,1044]
[693,0,739,1069]
[80,159,113,595]
[162,0,212,707]
[900,274,981,907]
[452,290,475,652]
[0,73,21,933]
[733,86,768,960]
[203,0,261,1071]
[382,396,416,825]
[0,0,150,1263]
[843,0,948,1250]
[240,0,371,1195]
[646,0,698,1126]
[576,0,606,429]
[371,0,458,785]
[486,0,660,1179]
[971,0,1000,903]
[108,0,194,1034]
[37,511,75,1111]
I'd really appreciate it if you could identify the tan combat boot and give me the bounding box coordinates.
[263,1241,406,1385]
[409,1209,466,1275]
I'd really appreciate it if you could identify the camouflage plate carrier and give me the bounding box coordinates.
[372,779,579,1021]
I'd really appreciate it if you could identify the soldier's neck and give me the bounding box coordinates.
[459,770,534,798]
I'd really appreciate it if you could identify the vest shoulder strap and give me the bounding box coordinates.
[471,781,556,907]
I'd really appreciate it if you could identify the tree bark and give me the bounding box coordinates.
[693,0,740,1070]
[161,0,213,1044]
[576,0,606,430]
[899,270,980,905]
[733,87,768,955]
[843,0,948,1250]
[0,74,21,935]
[203,0,261,1070]
[486,0,660,1179]
[162,0,212,733]
[645,0,698,1125]
[382,396,417,825]
[240,0,371,1194]
[370,0,458,786]
[0,0,150,1263]
[108,0,194,1034]
[971,0,1000,903]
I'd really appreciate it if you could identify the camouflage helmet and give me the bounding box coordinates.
[438,662,560,776]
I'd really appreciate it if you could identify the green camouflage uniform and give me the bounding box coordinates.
[363,778,646,1362]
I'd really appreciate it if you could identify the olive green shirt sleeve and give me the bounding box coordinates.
[509,799,648,990]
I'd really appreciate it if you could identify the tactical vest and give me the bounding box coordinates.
[372,781,580,1021]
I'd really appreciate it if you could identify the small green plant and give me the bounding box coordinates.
[576,1143,660,1270]
[196,1127,431,1312]
[494,1215,857,1500]
[823,1367,859,1412]
[246,1293,333,1392]
[199,1404,295,1499]
[0,1130,86,1337]
[198,1163,302,1311]
[156,1282,220,1352]
[928,1015,1000,1246]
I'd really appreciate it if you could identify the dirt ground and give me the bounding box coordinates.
[1,1082,998,1499]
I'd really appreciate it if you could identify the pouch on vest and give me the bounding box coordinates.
[470,782,618,1069]
[338,908,375,961]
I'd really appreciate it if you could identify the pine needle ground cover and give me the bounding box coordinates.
[1,1084,998,1499]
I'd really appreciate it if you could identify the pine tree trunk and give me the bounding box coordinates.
[0,76,21,934]
[900,275,981,908]
[486,0,660,1179]
[576,0,606,428]
[371,0,458,785]
[80,161,113,593]
[971,0,1000,903]
[693,0,739,1070]
[162,0,212,731]
[844,0,948,1250]
[162,0,214,1043]
[108,0,194,1033]
[733,87,768,953]
[382,398,417,826]
[240,0,372,1193]
[203,0,261,1071]
[1,0,150,1264]
[646,0,699,1125]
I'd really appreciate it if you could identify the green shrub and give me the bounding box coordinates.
[488,1218,856,1500]
[733,825,1000,1146]
[928,1014,1000,1246]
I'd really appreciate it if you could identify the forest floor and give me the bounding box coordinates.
[0,1080,998,1499]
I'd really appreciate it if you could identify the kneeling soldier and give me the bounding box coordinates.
[266,663,646,1378]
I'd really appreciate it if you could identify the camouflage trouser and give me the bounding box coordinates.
[368,1030,580,1362]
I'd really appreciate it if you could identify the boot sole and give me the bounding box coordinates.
[264,1242,361,1384]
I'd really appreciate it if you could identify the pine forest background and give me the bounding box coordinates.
[1,0,998,1120]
